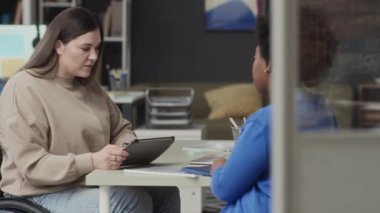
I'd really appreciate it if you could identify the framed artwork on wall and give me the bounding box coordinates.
[205,0,264,31]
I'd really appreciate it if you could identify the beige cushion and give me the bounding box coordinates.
[205,83,262,120]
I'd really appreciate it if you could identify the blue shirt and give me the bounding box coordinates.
[211,91,337,213]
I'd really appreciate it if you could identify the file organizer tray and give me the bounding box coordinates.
[145,87,194,129]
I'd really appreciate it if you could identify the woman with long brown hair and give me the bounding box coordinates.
[0,7,179,213]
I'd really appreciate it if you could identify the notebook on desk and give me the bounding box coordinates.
[123,164,210,178]
[181,165,211,177]
[123,164,198,178]
[122,136,175,166]
[189,155,224,165]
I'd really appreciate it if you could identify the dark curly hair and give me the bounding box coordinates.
[256,7,338,87]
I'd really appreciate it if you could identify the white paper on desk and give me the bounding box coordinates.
[182,142,234,153]
[123,164,198,178]
[189,155,222,165]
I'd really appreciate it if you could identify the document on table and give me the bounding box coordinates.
[123,164,198,178]
[182,142,234,153]
[181,165,211,177]
[189,155,223,165]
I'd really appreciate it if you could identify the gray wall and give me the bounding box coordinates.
[131,0,256,84]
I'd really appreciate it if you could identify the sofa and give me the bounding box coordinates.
[129,82,354,140]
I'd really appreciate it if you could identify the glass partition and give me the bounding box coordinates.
[295,1,380,132]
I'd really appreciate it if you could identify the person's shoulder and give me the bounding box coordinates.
[0,71,40,114]
[251,105,272,120]
[243,105,272,130]
[3,70,47,97]
[6,70,42,87]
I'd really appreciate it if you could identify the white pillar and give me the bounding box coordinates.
[22,0,32,24]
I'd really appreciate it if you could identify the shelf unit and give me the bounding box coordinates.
[358,83,380,127]
[38,0,131,88]
[39,0,77,24]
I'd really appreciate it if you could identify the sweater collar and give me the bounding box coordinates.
[54,77,78,90]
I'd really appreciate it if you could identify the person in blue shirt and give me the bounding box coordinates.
[210,7,338,213]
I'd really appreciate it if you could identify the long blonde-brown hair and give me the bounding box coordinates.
[21,7,104,85]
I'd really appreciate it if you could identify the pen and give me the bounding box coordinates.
[122,143,132,151]
[122,139,139,151]
[229,117,239,128]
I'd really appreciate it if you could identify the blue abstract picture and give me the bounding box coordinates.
[205,0,261,31]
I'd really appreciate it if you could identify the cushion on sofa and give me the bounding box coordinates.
[204,83,262,120]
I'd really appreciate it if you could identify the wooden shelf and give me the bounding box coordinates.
[104,36,123,42]
[42,2,74,7]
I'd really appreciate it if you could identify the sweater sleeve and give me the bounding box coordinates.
[105,94,136,146]
[211,114,270,202]
[0,79,93,186]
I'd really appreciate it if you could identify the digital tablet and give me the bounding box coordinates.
[122,136,175,166]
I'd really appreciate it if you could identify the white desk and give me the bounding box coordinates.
[135,124,206,211]
[86,140,232,213]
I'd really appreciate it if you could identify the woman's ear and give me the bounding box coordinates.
[264,63,271,73]
[55,40,63,55]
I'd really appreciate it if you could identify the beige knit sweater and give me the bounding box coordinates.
[0,71,136,196]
